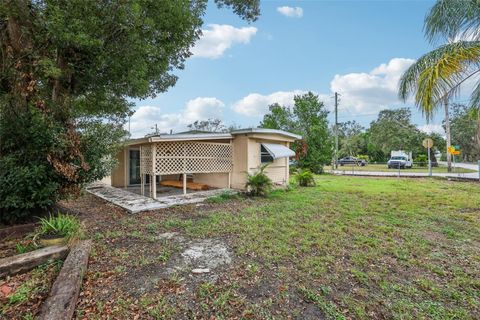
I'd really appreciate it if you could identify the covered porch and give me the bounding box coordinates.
[138,140,233,199]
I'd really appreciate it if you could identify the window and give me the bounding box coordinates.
[260,145,274,163]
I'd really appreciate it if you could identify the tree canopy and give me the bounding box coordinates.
[0,0,260,222]
[448,104,480,161]
[260,92,332,173]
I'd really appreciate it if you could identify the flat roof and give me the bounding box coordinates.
[231,128,302,140]
[125,128,301,145]
[126,133,233,145]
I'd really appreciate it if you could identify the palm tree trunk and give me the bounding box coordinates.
[444,99,452,173]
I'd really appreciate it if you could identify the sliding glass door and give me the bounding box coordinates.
[129,149,141,185]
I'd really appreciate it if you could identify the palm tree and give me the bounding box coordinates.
[398,0,480,172]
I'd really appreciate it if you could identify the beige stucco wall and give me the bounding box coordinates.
[230,134,291,189]
[110,134,293,191]
[111,149,126,188]
[231,135,249,189]
[245,138,290,186]
[194,173,229,189]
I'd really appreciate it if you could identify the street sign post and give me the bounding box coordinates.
[422,138,434,176]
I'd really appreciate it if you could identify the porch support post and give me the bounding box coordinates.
[149,174,152,197]
[228,139,233,189]
[183,173,187,195]
[123,148,128,189]
[152,144,156,199]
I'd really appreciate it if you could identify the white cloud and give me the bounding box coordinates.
[418,124,445,135]
[192,24,257,59]
[330,58,415,114]
[182,97,225,122]
[129,97,224,137]
[231,90,308,116]
[277,6,303,18]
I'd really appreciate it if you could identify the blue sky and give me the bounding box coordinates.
[130,0,456,137]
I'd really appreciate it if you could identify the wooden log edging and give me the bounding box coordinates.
[0,245,69,279]
[38,240,92,320]
[0,223,38,240]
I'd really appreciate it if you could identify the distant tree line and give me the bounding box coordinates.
[258,96,480,170]
[339,108,446,162]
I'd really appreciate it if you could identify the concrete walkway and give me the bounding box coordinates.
[86,183,234,213]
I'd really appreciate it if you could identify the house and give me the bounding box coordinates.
[108,128,301,199]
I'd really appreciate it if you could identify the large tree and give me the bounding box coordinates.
[449,104,480,161]
[336,121,367,158]
[0,0,259,221]
[398,0,480,172]
[259,103,296,132]
[260,92,332,173]
[368,108,432,161]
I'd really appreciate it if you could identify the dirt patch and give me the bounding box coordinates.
[117,235,233,297]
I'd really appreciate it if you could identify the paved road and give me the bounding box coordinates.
[438,161,479,171]
[331,162,479,181]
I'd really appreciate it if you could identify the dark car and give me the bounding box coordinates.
[338,156,366,166]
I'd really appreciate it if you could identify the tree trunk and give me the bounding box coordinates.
[444,99,452,172]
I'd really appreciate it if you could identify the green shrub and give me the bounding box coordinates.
[416,154,428,167]
[245,164,273,196]
[285,183,296,192]
[289,165,298,175]
[357,155,369,162]
[0,107,125,223]
[306,162,324,174]
[295,169,316,187]
[34,213,84,242]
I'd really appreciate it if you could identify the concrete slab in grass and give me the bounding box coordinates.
[87,183,235,213]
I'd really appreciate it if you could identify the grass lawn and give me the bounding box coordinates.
[58,176,479,319]
[336,163,476,173]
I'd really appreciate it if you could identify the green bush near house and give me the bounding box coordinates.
[245,164,273,197]
[294,169,316,187]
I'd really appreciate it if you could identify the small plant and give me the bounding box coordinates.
[295,169,316,187]
[285,183,296,192]
[245,164,273,196]
[34,212,84,243]
[15,241,37,254]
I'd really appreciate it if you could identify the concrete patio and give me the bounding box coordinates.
[86,183,235,213]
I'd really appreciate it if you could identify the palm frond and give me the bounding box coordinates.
[469,80,480,109]
[425,0,480,43]
[399,41,480,119]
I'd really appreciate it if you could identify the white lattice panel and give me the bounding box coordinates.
[140,145,153,174]
[140,141,233,175]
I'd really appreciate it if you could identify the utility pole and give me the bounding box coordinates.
[334,92,339,170]
[444,98,452,173]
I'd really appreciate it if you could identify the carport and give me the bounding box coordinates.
[139,136,233,198]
